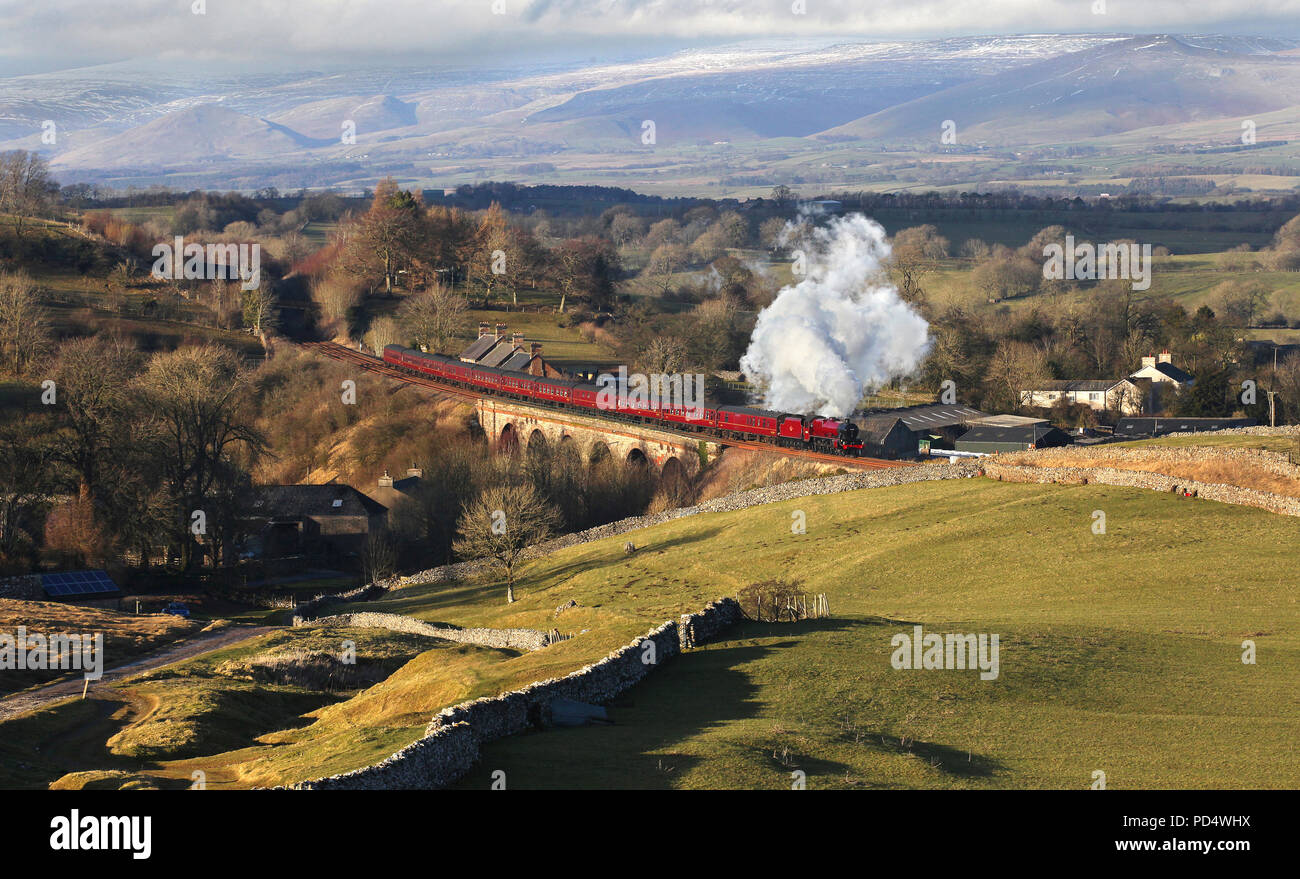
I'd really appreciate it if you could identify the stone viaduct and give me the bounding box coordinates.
[474,398,724,482]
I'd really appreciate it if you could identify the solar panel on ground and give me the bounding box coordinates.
[41,570,119,597]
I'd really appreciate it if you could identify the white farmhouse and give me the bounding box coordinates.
[1128,350,1195,413]
[1020,378,1145,416]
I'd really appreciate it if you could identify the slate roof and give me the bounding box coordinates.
[1152,362,1195,384]
[1026,379,1131,392]
[500,350,533,371]
[253,485,388,520]
[479,343,521,368]
[460,334,502,362]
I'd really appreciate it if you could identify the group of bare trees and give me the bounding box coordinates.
[312,178,624,347]
[0,271,49,375]
[0,151,53,238]
[0,336,265,573]
[382,429,664,604]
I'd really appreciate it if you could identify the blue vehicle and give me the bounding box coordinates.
[162,602,190,619]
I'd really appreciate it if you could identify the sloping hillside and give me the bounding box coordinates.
[822,35,1300,145]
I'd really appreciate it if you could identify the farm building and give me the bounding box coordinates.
[859,403,986,456]
[459,323,565,378]
[248,485,389,566]
[1020,378,1145,416]
[955,424,1073,454]
[1114,416,1255,438]
[1129,351,1195,412]
[366,466,424,514]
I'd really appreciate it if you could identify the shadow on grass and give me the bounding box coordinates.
[846,729,1006,779]
[452,639,774,790]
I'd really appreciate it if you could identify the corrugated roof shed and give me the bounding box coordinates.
[957,425,1071,447]
[887,404,985,431]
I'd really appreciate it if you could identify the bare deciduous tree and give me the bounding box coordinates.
[453,482,560,603]
[396,283,467,353]
[0,150,53,238]
[0,271,49,376]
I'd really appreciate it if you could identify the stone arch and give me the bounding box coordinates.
[660,455,685,486]
[498,422,519,455]
[588,441,611,466]
[560,434,574,445]
[527,428,549,460]
[626,447,648,469]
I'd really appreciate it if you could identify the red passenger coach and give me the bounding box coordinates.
[716,405,781,439]
[379,345,868,457]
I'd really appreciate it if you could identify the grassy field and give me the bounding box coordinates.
[1115,434,1300,454]
[435,477,1299,790]
[4,475,1295,789]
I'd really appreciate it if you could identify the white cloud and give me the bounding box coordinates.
[2,0,1299,73]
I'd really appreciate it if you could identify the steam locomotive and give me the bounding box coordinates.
[382,345,868,456]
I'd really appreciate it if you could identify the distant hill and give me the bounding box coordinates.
[268,94,417,140]
[51,104,323,170]
[10,33,1300,193]
[821,35,1300,145]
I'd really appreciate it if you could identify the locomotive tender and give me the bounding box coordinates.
[382,345,868,456]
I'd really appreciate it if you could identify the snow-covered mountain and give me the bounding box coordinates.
[3,33,1297,189]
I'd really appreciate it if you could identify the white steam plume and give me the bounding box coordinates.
[739,213,930,417]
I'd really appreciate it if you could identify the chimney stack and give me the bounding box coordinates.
[512,332,525,348]
[406,466,423,478]
[530,342,542,358]
[495,323,507,339]
[1158,350,1172,364]
[378,470,394,488]
[478,321,490,337]
[1141,354,1156,369]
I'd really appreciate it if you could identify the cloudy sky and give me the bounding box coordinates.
[4,0,1300,75]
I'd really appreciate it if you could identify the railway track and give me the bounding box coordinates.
[299,340,913,472]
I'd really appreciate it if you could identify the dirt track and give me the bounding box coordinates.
[0,625,274,723]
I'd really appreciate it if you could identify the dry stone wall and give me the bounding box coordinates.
[1002,443,1300,482]
[0,575,41,600]
[982,461,1300,518]
[293,611,552,652]
[281,597,741,790]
